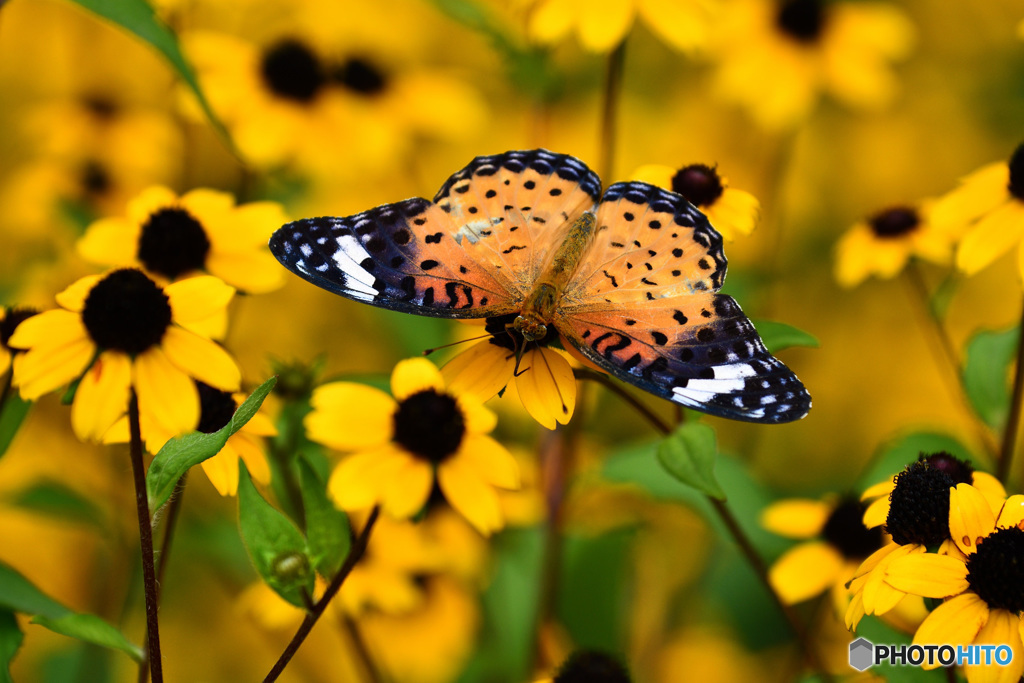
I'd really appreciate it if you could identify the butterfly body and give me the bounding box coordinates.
[270,149,811,423]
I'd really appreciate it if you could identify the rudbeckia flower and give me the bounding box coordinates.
[8,269,240,443]
[709,0,914,129]
[762,495,883,606]
[527,0,714,53]
[535,649,633,683]
[630,163,759,241]
[885,485,1024,682]
[932,143,1024,281]
[441,315,577,430]
[305,358,520,535]
[78,185,288,294]
[0,307,38,377]
[834,204,952,287]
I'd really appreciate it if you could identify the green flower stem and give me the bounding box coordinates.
[998,301,1024,483]
[128,392,163,683]
[263,505,381,683]
[598,39,627,182]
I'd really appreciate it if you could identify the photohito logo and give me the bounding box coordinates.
[849,638,1014,672]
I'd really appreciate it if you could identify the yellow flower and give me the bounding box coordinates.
[630,163,759,241]
[884,485,1024,682]
[306,358,520,535]
[527,0,715,53]
[0,308,39,377]
[762,495,883,606]
[932,144,1024,281]
[834,204,953,287]
[78,186,288,294]
[710,0,914,129]
[441,315,577,430]
[8,269,240,443]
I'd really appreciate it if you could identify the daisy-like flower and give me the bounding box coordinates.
[709,0,914,129]
[8,269,240,443]
[630,163,759,241]
[441,315,577,430]
[78,186,288,294]
[834,204,952,288]
[536,649,633,683]
[526,0,714,53]
[305,358,520,535]
[846,452,1005,629]
[932,143,1024,281]
[762,495,883,606]
[0,307,39,377]
[885,484,1024,682]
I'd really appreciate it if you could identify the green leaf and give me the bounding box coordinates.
[32,614,142,663]
[8,481,105,528]
[67,0,230,147]
[0,610,22,683]
[0,393,30,460]
[751,320,820,354]
[147,376,276,511]
[656,423,726,500]
[0,563,70,620]
[237,463,314,608]
[963,325,1019,430]
[297,458,350,577]
[857,432,975,491]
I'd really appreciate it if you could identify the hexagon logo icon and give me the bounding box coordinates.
[849,637,874,671]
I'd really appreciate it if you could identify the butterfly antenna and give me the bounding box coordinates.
[421,332,498,356]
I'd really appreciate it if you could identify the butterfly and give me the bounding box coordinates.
[269,149,811,423]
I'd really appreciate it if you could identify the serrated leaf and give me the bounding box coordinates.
[238,463,314,608]
[0,393,30,460]
[0,610,22,683]
[32,614,142,662]
[297,459,350,577]
[751,320,820,354]
[963,325,1019,430]
[656,422,726,499]
[147,376,276,511]
[67,0,231,148]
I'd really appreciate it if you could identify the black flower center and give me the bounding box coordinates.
[868,207,920,238]
[196,381,237,434]
[919,451,974,485]
[81,269,172,355]
[885,461,956,547]
[333,57,387,96]
[392,390,465,462]
[80,160,111,198]
[0,308,39,350]
[1007,143,1024,201]
[485,313,558,353]
[82,94,118,120]
[137,207,211,280]
[261,39,327,103]
[776,0,826,43]
[966,526,1024,613]
[670,164,724,208]
[554,651,632,683]
[822,497,884,560]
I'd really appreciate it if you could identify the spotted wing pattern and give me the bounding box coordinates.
[269,150,601,319]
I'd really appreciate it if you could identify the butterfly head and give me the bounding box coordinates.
[512,314,547,343]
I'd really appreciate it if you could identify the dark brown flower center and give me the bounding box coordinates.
[81,269,172,355]
[670,164,724,208]
[0,308,39,351]
[868,207,920,238]
[555,651,632,683]
[919,451,974,484]
[1008,143,1024,201]
[80,160,112,199]
[196,381,237,434]
[82,94,118,121]
[776,0,826,43]
[885,460,956,547]
[822,497,884,560]
[966,526,1024,613]
[261,39,327,103]
[137,207,211,280]
[392,389,465,462]
[333,57,387,96]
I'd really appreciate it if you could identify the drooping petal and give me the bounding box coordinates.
[438,457,503,536]
[759,499,831,539]
[956,201,1024,276]
[862,543,924,614]
[77,217,140,266]
[768,542,844,604]
[950,483,997,556]
[441,340,514,403]
[997,495,1024,529]
[161,326,240,391]
[328,445,407,511]
[13,337,95,400]
[911,594,989,669]
[165,276,235,325]
[452,434,520,489]
[862,496,890,529]
[850,540,901,580]
[133,346,200,436]
[845,590,866,630]
[515,347,575,430]
[380,459,434,519]
[231,431,272,485]
[391,357,446,401]
[456,393,497,435]
[306,382,396,451]
[885,553,969,598]
[71,351,132,442]
[201,445,241,496]
[55,275,103,312]
[964,609,1024,683]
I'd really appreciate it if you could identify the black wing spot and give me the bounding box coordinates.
[504,205,514,211]
[461,286,474,308]
[611,241,624,248]
[422,287,435,306]
[485,189,497,198]
[412,218,426,227]
[633,240,641,247]
[671,270,681,277]
[502,245,527,254]
[707,347,727,364]
[524,180,536,190]
[533,217,546,224]
[425,232,443,244]
[625,319,636,326]
[648,250,657,257]
[649,220,661,229]
[641,277,657,285]
[644,263,653,271]
[698,258,711,270]
[622,353,642,371]
[701,309,712,318]
[624,212,634,221]
[651,331,667,345]
[441,204,452,213]
[394,228,412,243]
[696,328,715,343]
[468,207,479,214]
[521,206,532,212]
[646,292,655,300]
[679,347,694,362]
[400,276,416,300]
[582,330,591,339]
[699,367,715,380]
[360,257,376,273]
[642,356,668,380]
[459,265,468,274]
[673,310,688,325]
[603,270,619,287]
[504,179,511,185]
[445,282,459,307]
[365,237,386,254]
[455,184,471,194]
[390,256,405,268]
[672,248,683,257]
[550,188,562,196]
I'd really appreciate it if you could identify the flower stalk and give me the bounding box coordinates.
[997,301,1024,483]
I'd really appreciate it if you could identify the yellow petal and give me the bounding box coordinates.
[205,250,285,294]
[912,593,989,667]
[231,432,272,486]
[885,553,969,598]
[161,326,240,391]
[862,543,923,614]
[577,0,634,52]
[391,357,446,401]
[7,309,87,350]
[13,337,95,400]
[759,499,830,539]
[451,434,520,489]
[133,346,200,436]
[850,541,900,580]
[637,0,709,52]
[54,275,103,313]
[328,446,406,511]
[528,0,578,45]
[862,496,890,529]
[243,411,278,437]
[971,471,1007,500]
[179,187,236,219]
[165,276,235,325]
[931,162,1009,234]
[768,542,844,604]
[307,382,395,451]
[845,589,866,630]
[71,351,131,443]
[956,201,1024,275]
[441,340,515,402]
[438,457,503,536]
[950,483,996,555]
[127,185,179,225]
[629,164,675,189]
[997,495,1024,529]
[704,187,760,240]
[965,609,1024,683]
[862,478,897,500]
[77,217,140,266]
[515,347,576,430]
[457,393,497,435]
[381,459,434,519]
[201,447,240,496]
